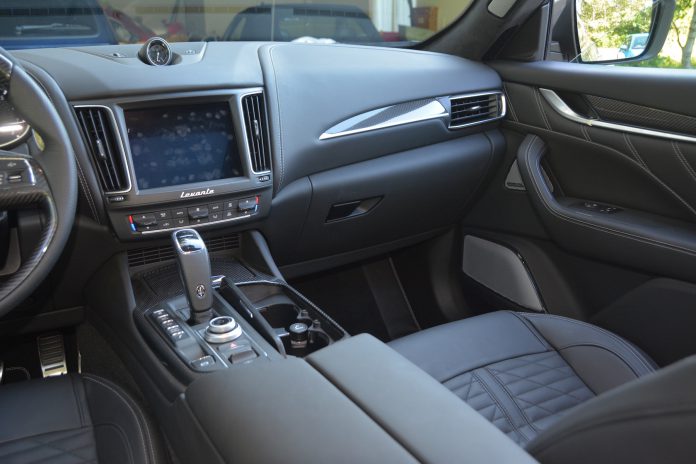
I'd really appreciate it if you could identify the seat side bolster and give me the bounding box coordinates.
[526,356,696,464]
[389,311,551,382]
[520,313,656,392]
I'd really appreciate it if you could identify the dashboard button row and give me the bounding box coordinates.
[127,196,259,233]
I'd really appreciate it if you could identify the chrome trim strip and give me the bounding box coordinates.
[448,91,507,129]
[319,99,448,140]
[539,88,696,144]
[237,89,272,175]
[73,104,133,194]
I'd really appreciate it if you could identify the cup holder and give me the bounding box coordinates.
[260,304,332,356]
[219,280,348,358]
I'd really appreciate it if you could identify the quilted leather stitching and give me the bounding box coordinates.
[487,352,595,431]
[0,427,97,464]
[444,371,526,444]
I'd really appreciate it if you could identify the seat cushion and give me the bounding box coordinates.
[0,374,158,464]
[389,311,656,447]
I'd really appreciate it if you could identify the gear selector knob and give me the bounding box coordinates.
[172,229,213,324]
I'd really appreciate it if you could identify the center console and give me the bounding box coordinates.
[88,228,537,464]
[134,229,347,379]
[73,89,272,240]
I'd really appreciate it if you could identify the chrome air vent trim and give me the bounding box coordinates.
[240,90,272,174]
[74,105,132,194]
[319,99,448,140]
[539,88,696,144]
[448,91,506,129]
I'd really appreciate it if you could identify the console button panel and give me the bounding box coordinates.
[126,196,259,235]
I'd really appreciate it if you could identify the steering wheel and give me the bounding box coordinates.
[0,48,77,316]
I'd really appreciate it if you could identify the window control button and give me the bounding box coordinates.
[228,345,257,364]
[191,355,215,369]
[169,331,188,342]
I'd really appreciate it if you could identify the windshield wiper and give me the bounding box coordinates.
[15,23,92,36]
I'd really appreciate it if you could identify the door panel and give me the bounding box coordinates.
[461,60,696,365]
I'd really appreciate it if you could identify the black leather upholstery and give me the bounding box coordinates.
[389,311,656,446]
[526,355,696,464]
[0,374,157,464]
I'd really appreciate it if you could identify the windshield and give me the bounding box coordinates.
[0,0,474,49]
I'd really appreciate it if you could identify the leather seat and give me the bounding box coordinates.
[389,311,656,447]
[0,374,159,464]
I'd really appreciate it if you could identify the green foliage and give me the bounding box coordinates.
[622,54,696,67]
[578,0,653,49]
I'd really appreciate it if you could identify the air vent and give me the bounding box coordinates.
[127,234,241,267]
[75,106,130,193]
[241,93,271,173]
[449,92,505,129]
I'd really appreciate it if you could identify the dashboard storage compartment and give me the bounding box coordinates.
[219,280,347,357]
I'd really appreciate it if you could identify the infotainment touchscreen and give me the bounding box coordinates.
[125,103,244,190]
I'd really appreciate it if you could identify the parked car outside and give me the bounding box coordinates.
[223,3,383,44]
[0,0,118,50]
[618,32,650,58]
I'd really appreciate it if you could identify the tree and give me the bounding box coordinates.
[673,0,696,68]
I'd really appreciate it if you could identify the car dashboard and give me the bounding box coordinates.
[0,40,537,464]
[9,42,504,261]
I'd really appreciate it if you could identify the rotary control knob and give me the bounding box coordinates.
[204,316,242,343]
[288,322,309,349]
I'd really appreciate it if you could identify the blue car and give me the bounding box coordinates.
[0,0,118,50]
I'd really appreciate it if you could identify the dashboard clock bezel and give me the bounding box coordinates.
[140,37,173,67]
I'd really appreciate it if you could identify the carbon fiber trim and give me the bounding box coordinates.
[586,94,696,136]
[131,257,281,312]
[0,152,57,303]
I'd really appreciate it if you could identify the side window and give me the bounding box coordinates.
[553,0,696,69]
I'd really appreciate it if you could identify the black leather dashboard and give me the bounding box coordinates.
[10,41,505,271]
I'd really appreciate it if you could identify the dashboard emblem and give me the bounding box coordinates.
[195,284,206,299]
[181,188,215,199]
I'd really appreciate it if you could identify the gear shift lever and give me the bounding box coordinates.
[172,229,213,324]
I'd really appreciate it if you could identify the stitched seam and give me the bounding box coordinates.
[503,83,519,122]
[93,422,135,464]
[522,135,696,262]
[534,89,552,130]
[268,45,285,190]
[523,313,654,373]
[471,370,528,441]
[483,366,540,434]
[623,133,648,169]
[71,375,88,427]
[83,376,155,464]
[556,343,642,379]
[525,313,654,373]
[509,120,696,219]
[528,405,696,456]
[75,158,99,222]
[0,427,96,461]
[507,311,550,350]
[673,141,696,183]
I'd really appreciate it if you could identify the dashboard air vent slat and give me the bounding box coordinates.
[241,93,271,173]
[449,93,504,129]
[75,107,129,193]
